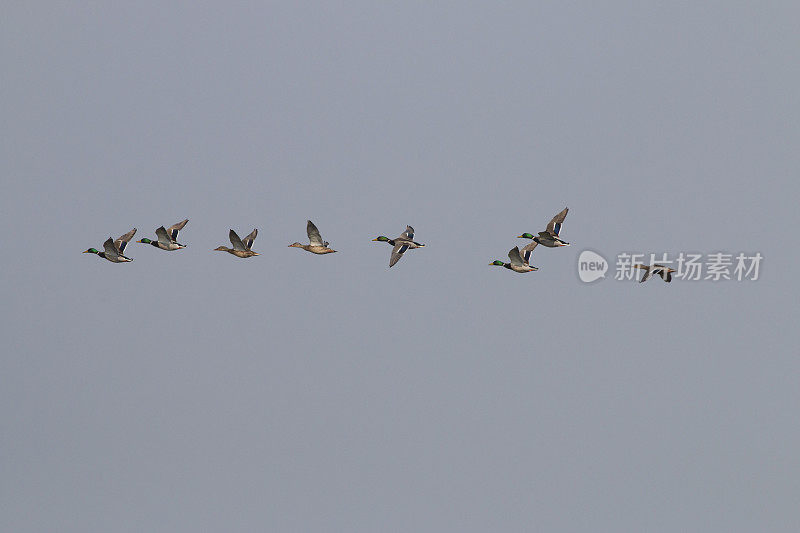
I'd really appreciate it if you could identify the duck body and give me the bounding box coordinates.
[214,247,260,258]
[84,247,133,263]
[492,261,537,273]
[532,233,570,248]
[140,238,185,251]
[289,243,337,254]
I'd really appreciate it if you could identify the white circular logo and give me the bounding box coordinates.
[578,250,608,282]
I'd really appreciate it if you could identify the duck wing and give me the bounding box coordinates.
[167,219,188,241]
[652,266,672,282]
[520,241,538,264]
[389,242,410,267]
[306,220,326,247]
[155,226,171,244]
[508,246,526,267]
[229,229,247,251]
[103,237,120,259]
[241,229,258,250]
[398,225,414,240]
[114,228,136,254]
[545,207,568,237]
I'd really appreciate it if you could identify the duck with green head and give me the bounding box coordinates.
[83,228,137,263]
[214,228,260,258]
[138,219,188,251]
[489,244,538,273]
[372,225,425,267]
[518,207,570,248]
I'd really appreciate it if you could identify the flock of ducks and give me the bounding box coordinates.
[489,207,570,273]
[82,208,672,282]
[83,220,333,262]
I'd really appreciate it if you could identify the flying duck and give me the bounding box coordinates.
[373,225,425,267]
[83,228,137,263]
[490,245,539,273]
[289,220,337,254]
[633,264,676,283]
[214,229,260,258]
[518,207,570,247]
[138,219,189,250]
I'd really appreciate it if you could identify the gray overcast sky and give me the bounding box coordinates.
[2,2,799,531]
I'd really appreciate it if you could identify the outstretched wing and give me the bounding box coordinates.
[640,268,652,283]
[653,266,672,282]
[242,229,258,250]
[545,207,568,237]
[114,228,136,254]
[398,225,414,240]
[229,229,247,251]
[520,241,538,263]
[306,220,325,247]
[389,242,410,267]
[155,226,171,244]
[167,219,188,241]
[103,237,120,259]
[508,246,525,267]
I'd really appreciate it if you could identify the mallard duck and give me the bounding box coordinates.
[372,225,425,267]
[518,207,570,247]
[489,245,538,273]
[214,229,260,258]
[83,228,137,263]
[633,264,676,283]
[289,220,337,254]
[138,219,189,250]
